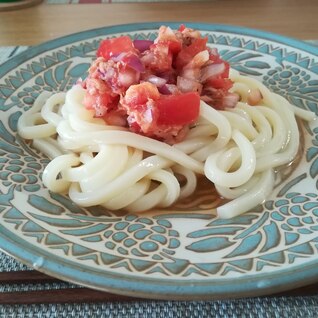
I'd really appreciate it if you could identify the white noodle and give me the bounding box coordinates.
[17,70,316,218]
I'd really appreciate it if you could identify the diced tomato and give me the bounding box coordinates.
[178,24,186,32]
[84,92,118,117]
[204,60,232,90]
[209,53,224,64]
[156,26,182,54]
[165,40,182,54]
[220,61,230,78]
[85,25,235,143]
[129,121,142,134]
[145,43,173,72]
[124,82,160,107]
[206,77,233,90]
[97,36,135,60]
[175,37,208,69]
[156,92,200,125]
[208,51,230,77]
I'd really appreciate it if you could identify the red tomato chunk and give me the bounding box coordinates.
[156,92,200,126]
[82,25,238,143]
[97,36,136,59]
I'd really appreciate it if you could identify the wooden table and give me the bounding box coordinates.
[0,0,318,305]
[0,0,318,46]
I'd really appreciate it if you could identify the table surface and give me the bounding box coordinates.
[1,0,318,311]
[0,0,318,46]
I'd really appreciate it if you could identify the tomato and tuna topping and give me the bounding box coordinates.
[82,25,238,143]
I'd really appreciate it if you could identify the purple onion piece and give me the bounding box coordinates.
[158,84,172,95]
[133,39,154,53]
[125,54,145,73]
[158,84,178,95]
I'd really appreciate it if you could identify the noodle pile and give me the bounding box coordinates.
[17,69,316,218]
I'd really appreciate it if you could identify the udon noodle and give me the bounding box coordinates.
[17,68,316,218]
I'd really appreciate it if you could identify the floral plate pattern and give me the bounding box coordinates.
[0,23,317,299]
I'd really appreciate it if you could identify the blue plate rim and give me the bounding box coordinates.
[1,224,318,300]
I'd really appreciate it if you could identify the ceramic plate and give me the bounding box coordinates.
[0,23,317,300]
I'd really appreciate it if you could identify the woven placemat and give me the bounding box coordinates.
[1,296,318,317]
[1,43,318,316]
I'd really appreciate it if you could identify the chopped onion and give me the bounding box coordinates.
[209,47,219,57]
[184,50,209,69]
[145,75,167,87]
[223,93,240,108]
[118,68,140,87]
[111,52,127,62]
[97,69,106,77]
[110,52,144,73]
[141,52,155,65]
[105,112,127,127]
[155,26,176,44]
[158,71,177,84]
[200,95,213,103]
[158,84,178,95]
[181,68,201,81]
[100,67,115,81]
[201,63,225,82]
[125,54,145,73]
[133,40,154,53]
[177,76,202,94]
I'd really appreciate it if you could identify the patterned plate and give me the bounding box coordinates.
[0,23,317,300]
